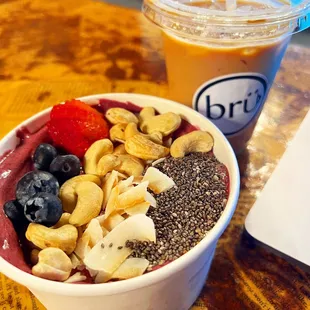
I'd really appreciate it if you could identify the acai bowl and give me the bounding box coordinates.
[0,93,239,310]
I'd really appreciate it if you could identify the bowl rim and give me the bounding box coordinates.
[0,93,240,296]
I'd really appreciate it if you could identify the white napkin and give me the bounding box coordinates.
[245,110,310,266]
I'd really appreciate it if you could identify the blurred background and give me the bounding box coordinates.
[106,0,310,47]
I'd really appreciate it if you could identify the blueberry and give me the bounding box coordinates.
[3,200,28,228]
[33,143,58,171]
[49,155,81,184]
[24,193,62,227]
[16,171,59,207]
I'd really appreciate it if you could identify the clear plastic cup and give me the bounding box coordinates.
[142,0,310,153]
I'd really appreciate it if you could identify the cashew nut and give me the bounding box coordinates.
[110,123,127,143]
[60,174,101,213]
[32,248,72,282]
[69,181,103,227]
[30,249,40,265]
[149,132,163,145]
[139,107,155,126]
[124,122,140,140]
[125,123,163,145]
[105,108,138,125]
[125,134,170,160]
[164,137,173,147]
[113,144,127,155]
[115,154,145,177]
[52,213,71,228]
[140,112,181,136]
[96,154,121,177]
[84,139,114,174]
[26,224,78,254]
[170,130,214,158]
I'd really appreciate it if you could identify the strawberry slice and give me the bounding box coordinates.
[48,100,109,157]
[50,99,101,121]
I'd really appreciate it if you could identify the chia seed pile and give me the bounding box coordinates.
[127,152,229,270]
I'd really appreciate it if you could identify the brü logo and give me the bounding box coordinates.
[193,73,268,136]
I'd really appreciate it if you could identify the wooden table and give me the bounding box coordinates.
[0,0,309,309]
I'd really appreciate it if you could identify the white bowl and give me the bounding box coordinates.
[0,93,240,310]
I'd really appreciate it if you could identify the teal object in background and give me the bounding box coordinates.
[105,0,142,9]
[293,31,310,46]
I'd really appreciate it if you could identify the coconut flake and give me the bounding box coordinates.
[118,176,134,194]
[142,167,175,194]
[64,272,87,283]
[83,218,105,247]
[102,170,119,209]
[111,258,149,280]
[104,186,120,219]
[151,158,166,167]
[145,191,157,208]
[118,181,149,210]
[84,214,156,283]
[102,213,125,231]
[70,253,83,269]
[74,235,91,260]
[126,202,150,216]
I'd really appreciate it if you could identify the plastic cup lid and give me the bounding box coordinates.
[143,0,310,43]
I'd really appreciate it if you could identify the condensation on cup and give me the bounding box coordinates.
[143,0,310,153]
